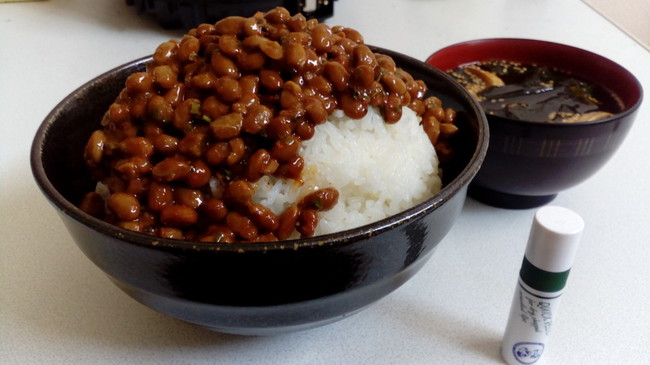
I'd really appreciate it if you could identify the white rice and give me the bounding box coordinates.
[253,106,441,236]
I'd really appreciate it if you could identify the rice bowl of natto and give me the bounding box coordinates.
[31,7,488,335]
[32,48,487,334]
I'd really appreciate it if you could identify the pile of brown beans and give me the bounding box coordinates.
[79,7,459,243]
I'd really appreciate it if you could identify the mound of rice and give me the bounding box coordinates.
[253,106,442,236]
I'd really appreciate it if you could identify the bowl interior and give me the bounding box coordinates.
[426,38,642,113]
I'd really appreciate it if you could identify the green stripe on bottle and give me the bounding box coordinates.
[520,257,570,292]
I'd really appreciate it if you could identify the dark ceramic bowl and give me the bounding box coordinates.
[31,47,488,335]
[427,38,642,209]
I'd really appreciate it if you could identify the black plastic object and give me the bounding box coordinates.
[126,0,335,29]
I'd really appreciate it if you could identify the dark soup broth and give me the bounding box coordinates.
[449,60,623,123]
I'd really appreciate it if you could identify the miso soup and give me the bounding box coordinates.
[448,60,623,123]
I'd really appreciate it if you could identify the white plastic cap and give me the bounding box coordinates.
[524,206,585,273]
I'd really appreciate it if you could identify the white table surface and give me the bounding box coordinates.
[2,0,649,364]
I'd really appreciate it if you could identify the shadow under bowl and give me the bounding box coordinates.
[427,38,643,209]
[31,47,488,335]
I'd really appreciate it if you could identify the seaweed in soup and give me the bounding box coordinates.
[449,60,623,123]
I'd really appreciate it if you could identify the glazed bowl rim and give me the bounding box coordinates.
[425,37,644,128]
[31,46,489,253]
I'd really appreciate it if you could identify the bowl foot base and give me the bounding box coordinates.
[469,184,556,209]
